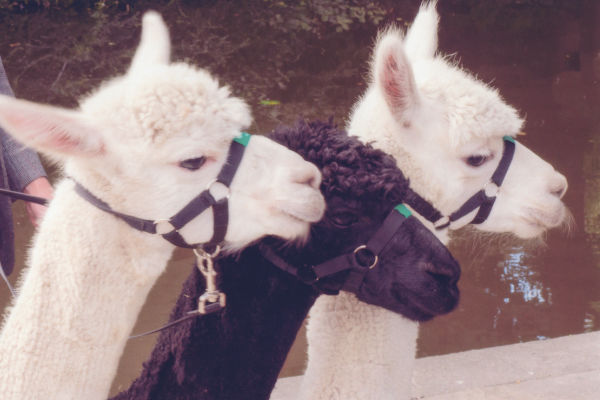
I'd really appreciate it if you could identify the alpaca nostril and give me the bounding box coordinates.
[306,174,319,189]
[549,174,568,199]
[552,187,566,199]
[295,164,322,189]
[421,261,460,285]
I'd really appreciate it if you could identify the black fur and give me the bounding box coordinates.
[111,120,460,400]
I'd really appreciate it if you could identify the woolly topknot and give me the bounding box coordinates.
[270,119,410,207]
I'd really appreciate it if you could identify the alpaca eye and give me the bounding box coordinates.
[465,154,489,167]
[179,157,206,171]
[329,212,359,227]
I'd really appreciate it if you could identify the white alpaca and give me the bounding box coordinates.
[0,12,325,400]
[297,3,568,400]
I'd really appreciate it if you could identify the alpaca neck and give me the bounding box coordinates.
[113,246,319,400]
[0,179,174,400]
[298,95,451,400]
[298,292,419,400]
[349,93,450,244]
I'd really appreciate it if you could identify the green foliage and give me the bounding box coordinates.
[160,0,389,129]
[256,0,387,33]
[312,0,387,32]
[0,0,136,12]
[453,0,582,36]
[0,0,391,129]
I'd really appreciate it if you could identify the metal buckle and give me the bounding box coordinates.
[207,179,231,202]
[154,219,176,235]
[353,245,378,269]
[297,264,319,284]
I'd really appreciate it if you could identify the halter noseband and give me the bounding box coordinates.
[260,203,413,293]
[404,136,516,230]
[74,132,251,252]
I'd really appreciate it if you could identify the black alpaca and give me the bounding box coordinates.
[112,120,460,400]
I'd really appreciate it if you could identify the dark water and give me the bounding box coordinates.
[0,0,598,395]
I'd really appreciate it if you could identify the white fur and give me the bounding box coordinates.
[0,12,324,400]
[299,2,568,399]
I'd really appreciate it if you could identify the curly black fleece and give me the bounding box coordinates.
[111,119,413,400]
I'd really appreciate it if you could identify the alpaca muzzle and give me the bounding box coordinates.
[259,204,461,318]
[405,136,516,230]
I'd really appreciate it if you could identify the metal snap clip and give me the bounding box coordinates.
[198,291,226,314]
[194,245,226,314]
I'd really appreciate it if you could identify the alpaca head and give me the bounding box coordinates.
[348,2,568,239]
[0,12,325,250]
[268,121,460,321]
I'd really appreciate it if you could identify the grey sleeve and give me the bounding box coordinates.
[0,56,47,191]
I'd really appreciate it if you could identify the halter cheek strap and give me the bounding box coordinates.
[404,136,516,230]
[260,204,413,292]
[74,132,250,251]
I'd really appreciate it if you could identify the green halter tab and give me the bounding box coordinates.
[233,131,251,147]
[394,203,412,218]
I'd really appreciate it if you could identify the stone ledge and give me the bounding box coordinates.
[272,331,600,400]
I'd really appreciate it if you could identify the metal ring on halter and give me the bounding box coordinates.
[206,179,231,202]
[193,244,222,260]
[483,181,500,198]
[353,245,378,269]
[154,219,177,235]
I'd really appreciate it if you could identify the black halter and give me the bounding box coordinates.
[74,132,251,252]
[404,136,516,230]
[260,203,413,292]
[131,206,414,340]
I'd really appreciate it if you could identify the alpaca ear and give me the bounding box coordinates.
[373,31,419,123]
[404,1,439,61]
[0,95,104,159]
[128,11,171,74]
[222,95,252,130]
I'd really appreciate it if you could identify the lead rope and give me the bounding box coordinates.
[128,245,226,340]
[0,261,15,297]
[0,189,49,297]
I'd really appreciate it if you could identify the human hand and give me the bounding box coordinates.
[22,177,53,227]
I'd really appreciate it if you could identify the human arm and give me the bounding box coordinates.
[0,56,53,227]
[22,176,53,227]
